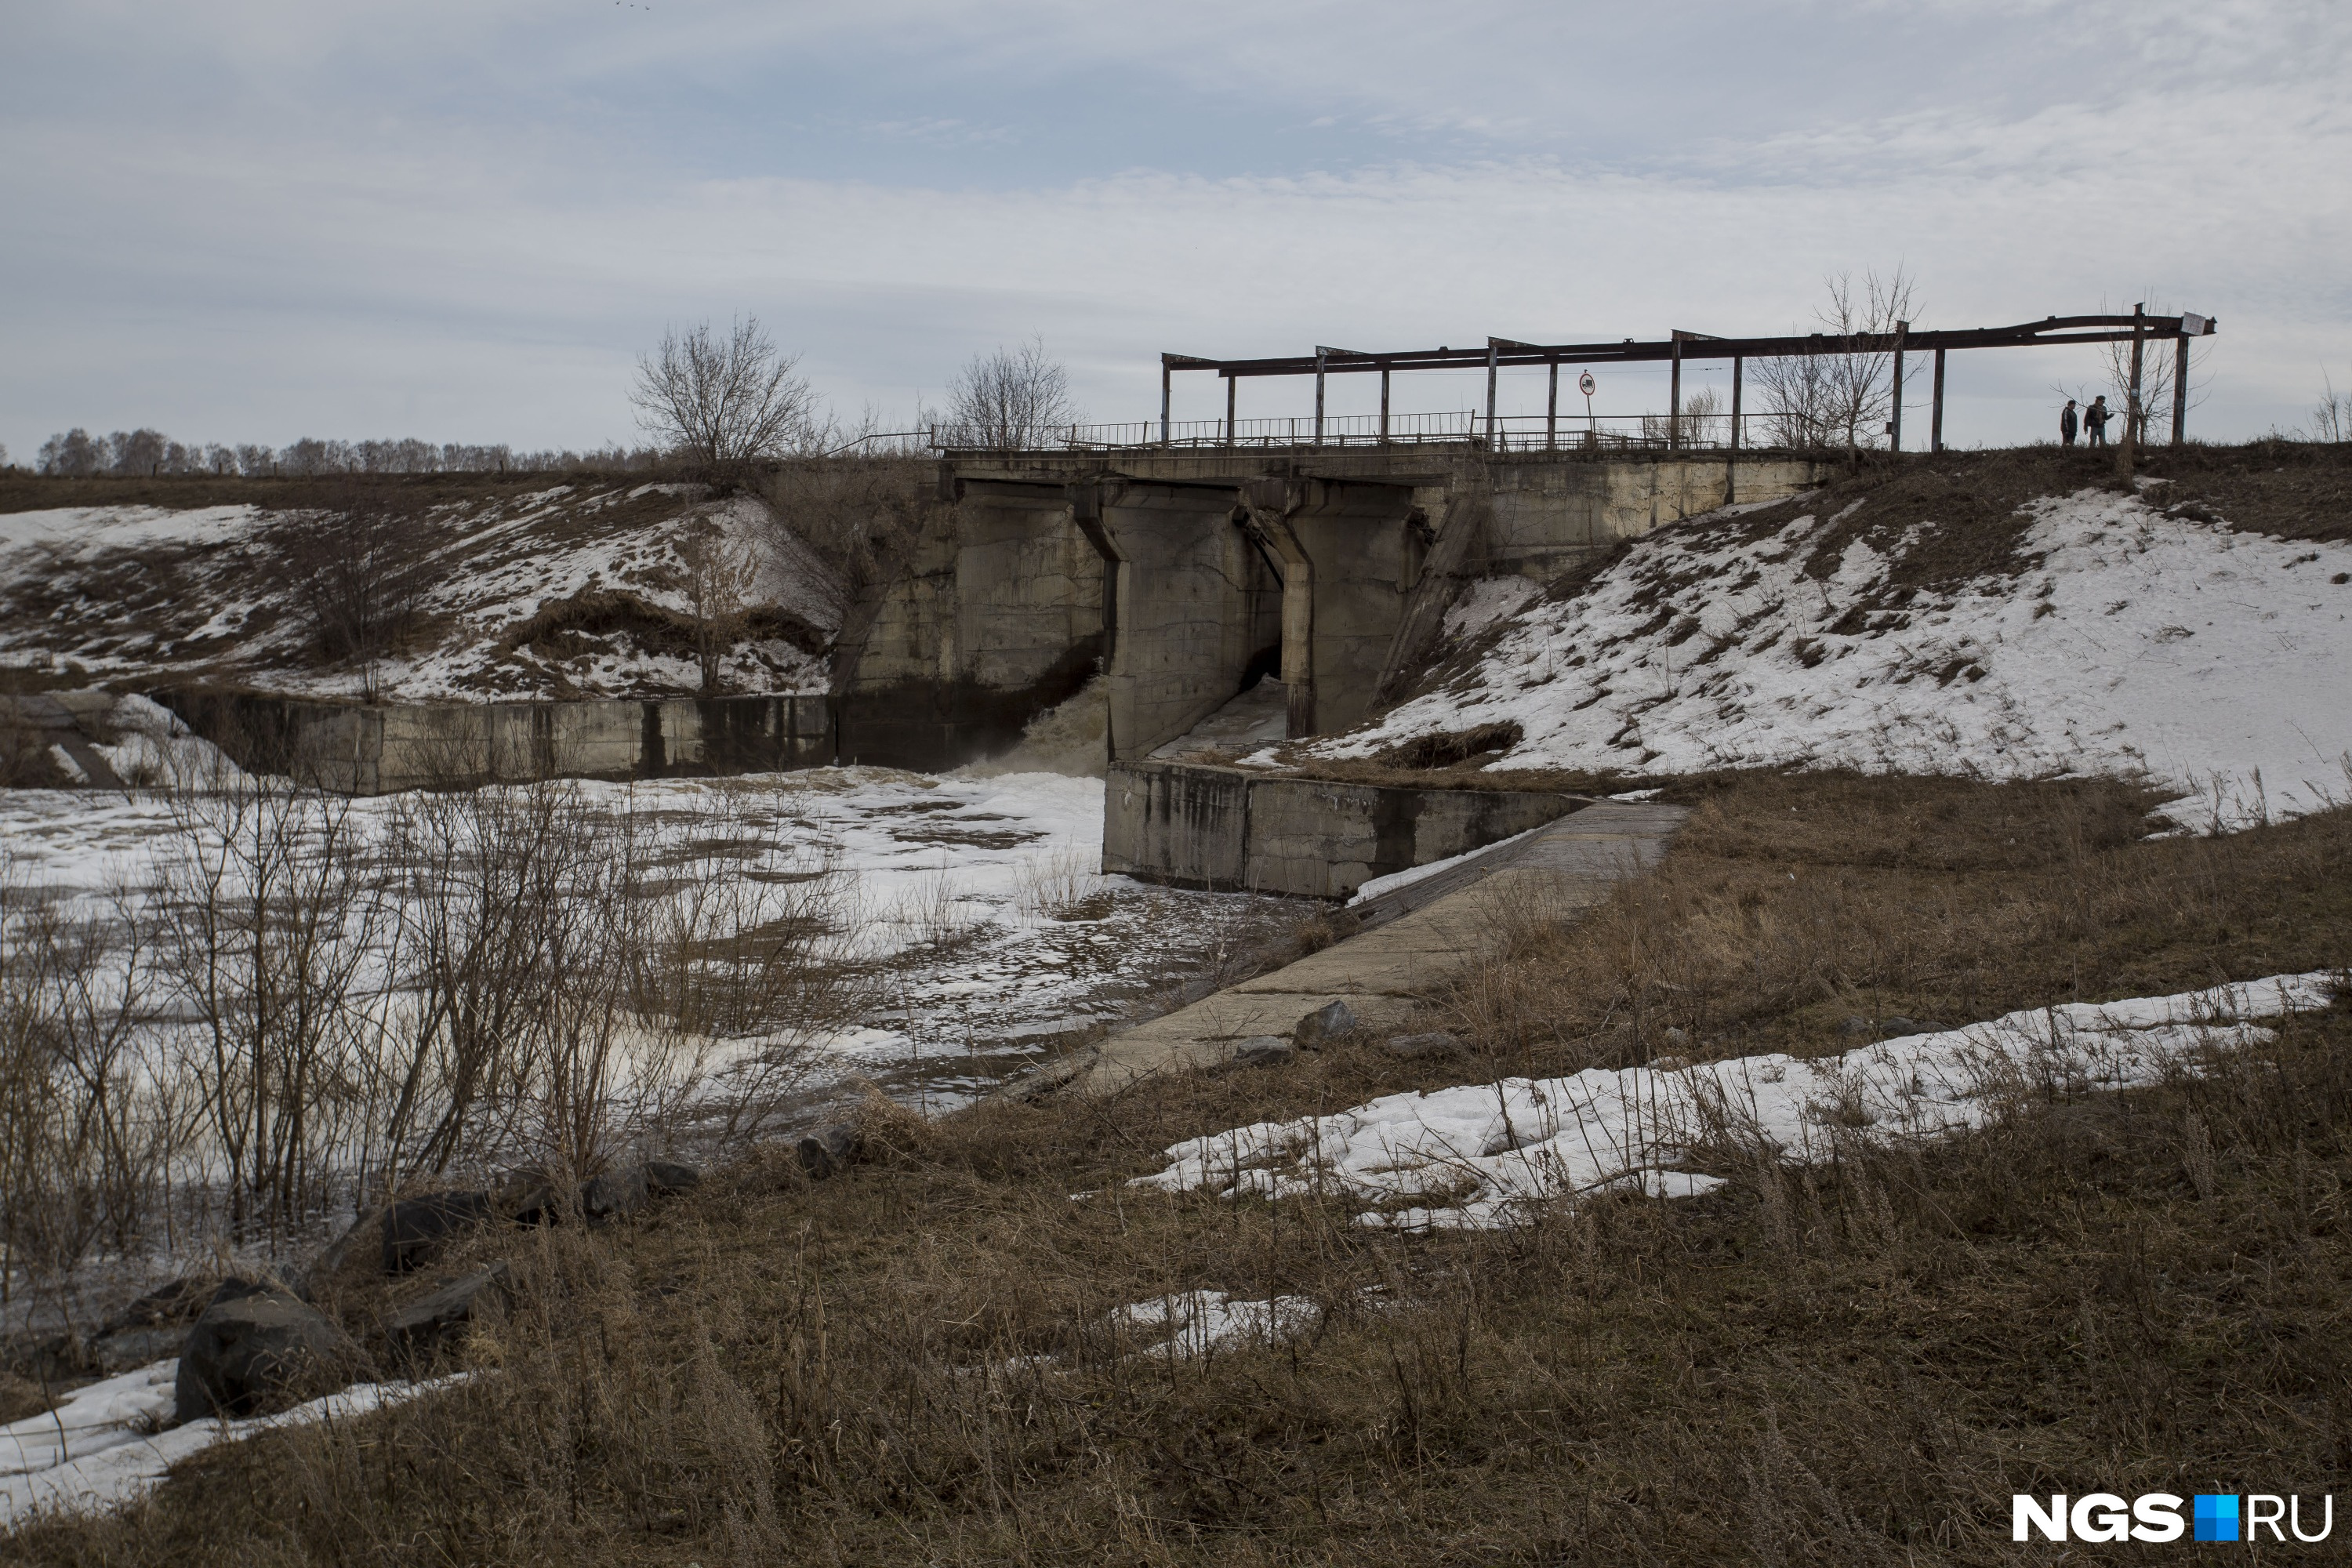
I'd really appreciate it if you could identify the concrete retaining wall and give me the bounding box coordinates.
[834,481,1109,770]
[163,691,833,794]
[1481,454,1820,580]
[1103,757,1586,899]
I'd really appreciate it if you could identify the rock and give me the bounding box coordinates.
[91,1325,186,1374]
[302,1207,388,1300]
[1292,1000,1357,1051]
[1878,1017,1920,1037]
[91,1281,216,1374]
[580,1163,650,1222]
[385,1262,510,1361]
[1229,1035,1294,1067]
[1839,1015,1875,1038]
[494,1166,561,1225]
[2,1330,85,1386]
[644,1160,702,1196]
[1385,1030,1462,1060]
[113,1276,213,1328]
[173,1282,355,1423]
[381,1190,495,1274]
[1662,1025,1690,1047]
[796,1123,862,1181]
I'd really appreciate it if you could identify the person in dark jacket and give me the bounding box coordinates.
[2084,394,2111,448]
[2060,399,2079,445]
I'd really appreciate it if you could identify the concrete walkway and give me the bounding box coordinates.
[1027,799,1688,1098]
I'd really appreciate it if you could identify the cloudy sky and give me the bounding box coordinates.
[4,0,2347,459]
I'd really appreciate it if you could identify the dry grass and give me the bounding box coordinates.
[14,771,2352,1565]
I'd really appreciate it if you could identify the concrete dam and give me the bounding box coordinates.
[154,445,1817,896]
[833,445,1822,770]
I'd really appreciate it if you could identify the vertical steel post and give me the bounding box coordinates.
[1669,339,1682,451]
[1484,343,1498,448]
[2172,332,2190,448]
[1547,361,1559,449]
[2118,303,2145,477]
[1889,321,1907,453]
[1727,354,1742,504]
[1931,347,1947,452]
[1225,372,1236,444]
[1314,348,1327,447]
[1380,366,1391,442]
[1160,359,1171,446]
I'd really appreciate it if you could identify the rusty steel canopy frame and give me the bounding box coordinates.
[1148,310,2216,457]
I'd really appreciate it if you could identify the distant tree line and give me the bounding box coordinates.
[29,428,667,479]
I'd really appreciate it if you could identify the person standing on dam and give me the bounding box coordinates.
[2084,394,2112,448]
[2060,398,2079,445]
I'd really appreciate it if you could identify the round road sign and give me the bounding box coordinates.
[1577,372,1596,397]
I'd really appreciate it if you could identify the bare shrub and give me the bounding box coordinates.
[1015,848,1110,922]
[0,877,178,1301]
[938,337,1080,451]
[631,315,824,474]
[1754,267,1921,459]
[2313,370,2350,444]
[1640,385,1723,446]
[153,779,385,1239]
[759,455,942,595]
[675,522,758,695]
[270,483,441,670]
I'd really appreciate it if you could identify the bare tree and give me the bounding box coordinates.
[1642,387,1723,447]
[631,316,823,473]
[36,430,103,477]
[2092,301,2209,447]
[1753,267,1922,460]
[2315,372,2351,444]
[676,521,757,694]
[939,337,1080,450]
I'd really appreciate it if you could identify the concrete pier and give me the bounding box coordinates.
[836,446,1820,770]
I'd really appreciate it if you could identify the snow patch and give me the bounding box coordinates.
[1346,823,1541,907]
[2,1359,463,1530]
[1131,971,2340,1231]
[1321,489,2352,828]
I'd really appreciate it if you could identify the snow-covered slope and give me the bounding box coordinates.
[0,484,845,702]
[1319,485,2352,826]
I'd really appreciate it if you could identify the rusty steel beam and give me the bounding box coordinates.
[1165,314,2216,380]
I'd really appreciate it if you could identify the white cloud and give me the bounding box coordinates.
[2,1,2346,453]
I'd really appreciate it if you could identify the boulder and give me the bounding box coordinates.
[1385,1030,1463,1061]
[385,1262,510,1361]
[92,1278,217,1373]
[1291,1000,1357,1051]
[495,1166,561,1225]
[1229,1035,1295,1068]
[173,1282,354,1423]
[580,1163,650,1222]
[796,1123,862,1181]
[381,1190,495,1274]
[644,1160,702,1196]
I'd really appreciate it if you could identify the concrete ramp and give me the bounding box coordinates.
[1038,798,1686,1098]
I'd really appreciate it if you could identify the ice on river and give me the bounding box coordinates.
[0,764,1290,1103]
